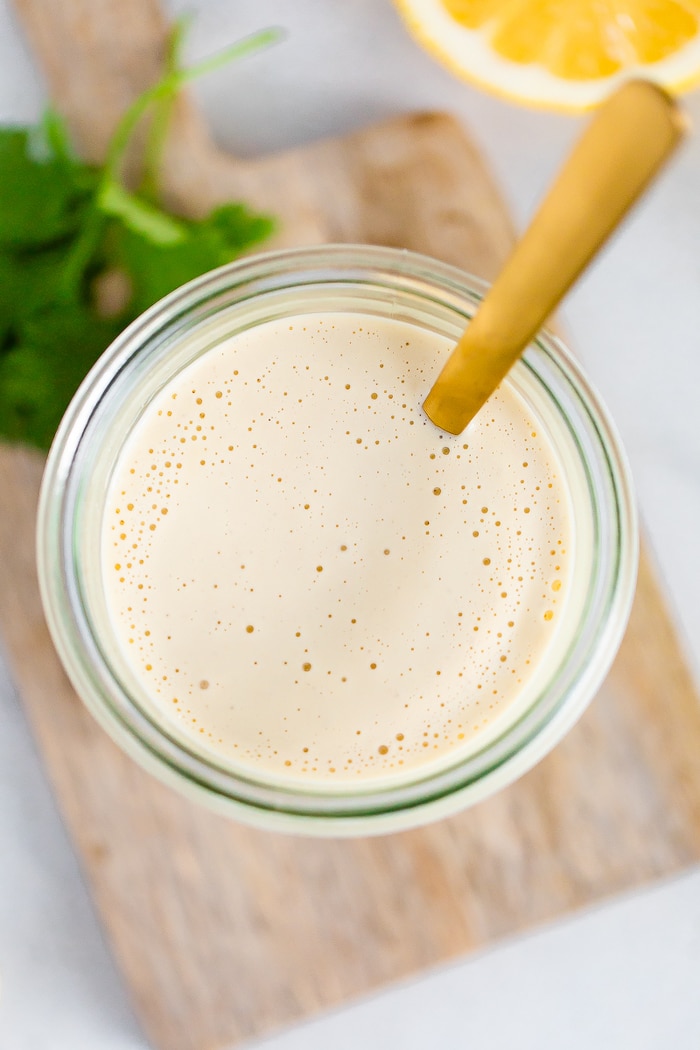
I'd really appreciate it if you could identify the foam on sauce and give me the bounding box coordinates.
[102,314,572,783]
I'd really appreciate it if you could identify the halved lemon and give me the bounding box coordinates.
[394,0,700,110]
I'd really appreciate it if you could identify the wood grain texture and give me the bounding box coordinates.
[3,2,700,1049]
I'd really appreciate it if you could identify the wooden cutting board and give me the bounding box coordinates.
[3,3,700,1049]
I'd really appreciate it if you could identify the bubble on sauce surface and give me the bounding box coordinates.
[102,313,572,783]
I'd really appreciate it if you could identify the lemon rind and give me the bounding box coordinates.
[395,0,700,112]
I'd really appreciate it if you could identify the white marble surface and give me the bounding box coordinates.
[1,1,699,1047]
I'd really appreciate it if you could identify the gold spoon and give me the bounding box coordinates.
[423,80,687,436]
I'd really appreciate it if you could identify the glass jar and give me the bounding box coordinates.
[36,245,638,835]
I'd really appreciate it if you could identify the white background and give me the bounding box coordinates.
[1,1,699,1047]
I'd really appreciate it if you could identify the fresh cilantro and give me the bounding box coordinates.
[0,123,96,250]
[0,305,124,450]
[116,203,275,316]
[98,182,187,245]
[0,26,280,450]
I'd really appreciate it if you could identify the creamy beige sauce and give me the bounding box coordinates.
[102,313,572,784]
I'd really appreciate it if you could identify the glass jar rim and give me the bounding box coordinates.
[37,244,639,835]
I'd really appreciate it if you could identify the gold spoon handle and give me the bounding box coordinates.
[423,80,687,436]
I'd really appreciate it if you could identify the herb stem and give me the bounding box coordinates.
[140,17,190,201]
[59,206,106,300]
[104,27,283,186]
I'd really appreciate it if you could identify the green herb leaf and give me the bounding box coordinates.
[0,253,21,347]
[0,24,281,450]
[0,303,123,448]
[0,126,95,250]
[0,243,80,339]
[204,203,277,250]
[115,201,275,316]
